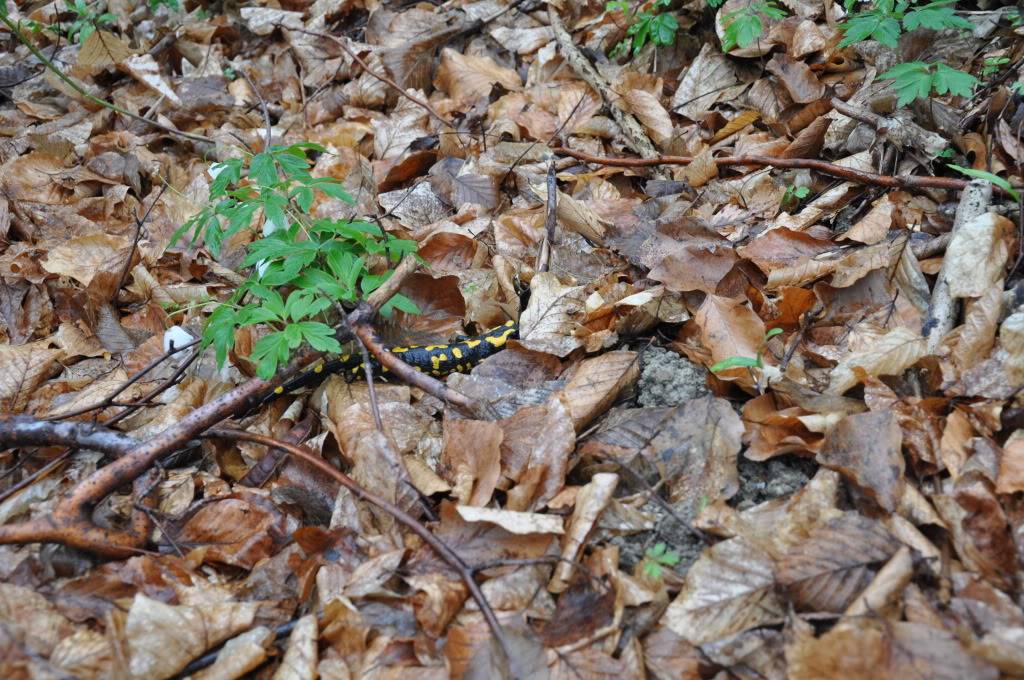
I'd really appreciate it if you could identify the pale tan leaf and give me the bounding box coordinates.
[194,626,275,680]
[549,473,618,592]
[680,147,718,187]
[662,537,783,645]
[0,584,77,657]
[844,545,913,617]
[555,189,608,242]
[838,196,893,244]
[777,512,900,612]
[441,419,501,507]
[946,212,1013,299]
[519,272,587,357]
[997,430,1024,494]
[435,48,522,106]
[827,235,906,287]
[0,339,64,413]
[121,54,182,106]
[827,327,926,395]
[126,594,257,679]
[671,44,740,120]
[73,30,133,77]
[41,233,131,287]
[561,350,640,430]
[50,629,115,678]
[952,284,1002,376]
[622,88,673,147]
[498,397,576,510]
[456,505,564,535]
[695,295,765,378]
[710,109,760,144]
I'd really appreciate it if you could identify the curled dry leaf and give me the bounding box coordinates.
[125,594,258,679]
[662,537,783,646]
[827,327,927,395]
[817,410,905,512]
[196,625,276,679]
[944,212,1013,299]
[519,272,587,357]
[560,350,640,430]
[441,419,503,507]
[777,512,900,612]
[549,472,618,593]
[435,48,522,106]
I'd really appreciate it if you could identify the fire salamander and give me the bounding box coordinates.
[267,320,518,399]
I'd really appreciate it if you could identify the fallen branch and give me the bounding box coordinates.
[547,9,663,170]
[925,179,993,352]
[205,428,513,667]
[554,147,1016,196]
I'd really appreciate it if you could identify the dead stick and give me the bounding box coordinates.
[206,427,513,665]
[553,147,1017,196]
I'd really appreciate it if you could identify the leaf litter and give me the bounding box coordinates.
[0,0,1024,678]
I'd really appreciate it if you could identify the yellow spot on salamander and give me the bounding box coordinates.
[465,339,481,349]
[274,386,284,394]
[452,347,463,359]
[313,364,323,373]
[485,327,515,347]
[391,346,409,353]
[431,353,448,371]
[424,344,446,351]
[341,354,350,362]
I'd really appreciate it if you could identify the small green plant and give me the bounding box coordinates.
[642,543,681,580]
[948,165,1021,201]
[982,56,1010,77]
[149,0,181,10]
[607,0,679,59]
[718,1,786,52]
[710,327,784,373]
[61,0,115,43]
[1012,81,1024,97]
[838,0,971,48]
[879,61,977,107]
[781,184,810,210]
[172,143,419,379]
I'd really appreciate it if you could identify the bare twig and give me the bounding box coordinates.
[205,427,513,666]
[116,185,167,297]
[536,159,557,273]
[239,67,274,150]
[554,147,1017,196]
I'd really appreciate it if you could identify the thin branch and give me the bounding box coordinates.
[116,185,167,297]
[553,147,1018,197]
[239,67,274,150]
[536,159,557,273]
[205,427,513,666]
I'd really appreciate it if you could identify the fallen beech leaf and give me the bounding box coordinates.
[519,272,587,357]
[561,350,640,430]
[766,53,825,104]
[41,233,132,287]
[122,54,182,106]
[442,419,502,506]
[838,195,893,245]
[662,537,783,645]
[672,44,740,120]
[827,327,926,395]
[125,594,257,679]
[456,505,564,535]
[0,339,64,413]
[622,88,673,148]
[945,212,1013,299]
[0,583,77,657]
[174,494,290,569]
[642,626,703,680]
[997,430,1024,494]
[787,619,998,680]
[817,411,905,512]
[499,397,576,510]
[777,512,900,612]
[435,48,522,106]
[549,472,618,592]
[701,628,787,680]
[196,625,275,679]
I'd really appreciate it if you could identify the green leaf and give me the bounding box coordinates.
[947,165,1021,201]
[709,356,762,372]
[317,181,355,204]
[931,63,977,98]
[384,293,420,316]
[296,321,342,353]
[249,152,277,188]
[649,12,678,46]
[904,3,971,32]
[765,327,784,339]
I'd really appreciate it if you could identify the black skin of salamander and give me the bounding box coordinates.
[266,320,519,399]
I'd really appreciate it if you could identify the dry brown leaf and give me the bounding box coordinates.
[680,147,718,187]
[456,505,564,535]
[194,626,275,680]
[519,272,587,357]
[622,88,673,148]
[0,584,77,657]
[828,326,926,395]
[441,419,502,507]
[695,295,766,382]
[41,233,132,287]
[997,429,1024,494]
[838,195,893,244]
[777,512,900,612]
[435,48,522,106]
[125,594,257,679]
[498,397,576,510]
[561,350,640,430]
[662,537,783,645]
[0,339,64,413]
[945,212,1013,299]
[817,410,905,512]
[549,472,618,592]
[671,43,740,120]
[787,619,998,680]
